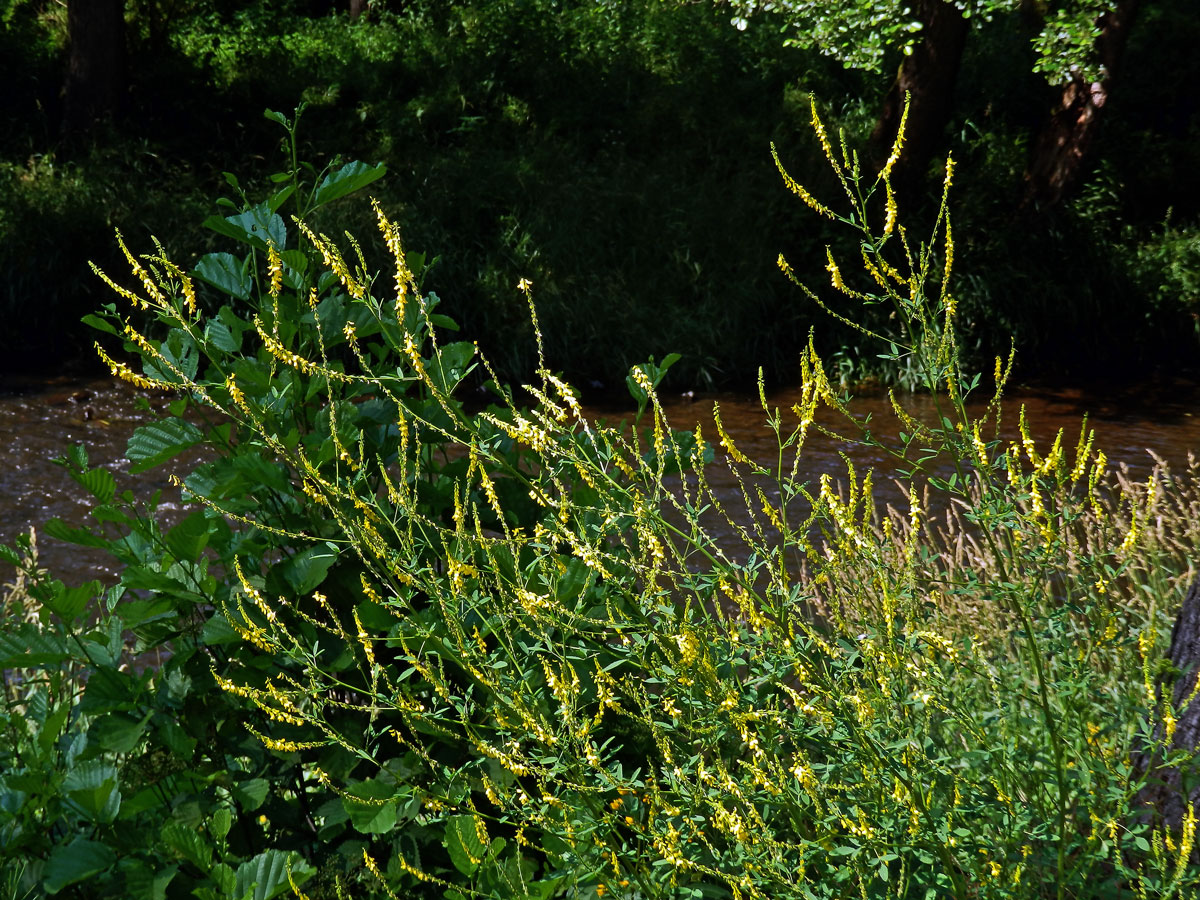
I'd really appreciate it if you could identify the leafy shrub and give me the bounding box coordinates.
[5,100,1200,899]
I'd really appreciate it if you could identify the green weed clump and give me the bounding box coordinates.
[4,102,1200,899]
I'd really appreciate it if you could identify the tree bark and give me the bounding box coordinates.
[1134,577,1200,836]
[349,0,369,19]
[869,0,969,194]
[61,0,126,138]
[1021,0,1141,209]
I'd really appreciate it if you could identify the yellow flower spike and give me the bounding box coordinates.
[225,373,248,412]
[116,231,166,307]
[809,96,837,171]
[883,177,898,235]
[1173,806,1198,889]
[267,242,283,299]
[285,859,313,900]
[94,342,163,390]
[1018,405,1040,468]
[770,142,834,219]
[297,220,364,300]
[372,199,413,322]
[1088,450,1107,512]
[517,277,545,375]
[942,154,956,196]
[713,403,750,465]
[971,422,989,472]
[1070,419,1094,484]
[879,92,909,181]
[940,214,954,307]
[1120,499,1141,555]
[861,244,889,290]
[90,262,142,310]
[825,247,846,293]
[149,241,198,317]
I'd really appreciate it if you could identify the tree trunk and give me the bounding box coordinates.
[869,0,969,195]
[349,0,369,19]
[1133,577,1200,836]
[61,0,126,138]
[1021,0,1141,209]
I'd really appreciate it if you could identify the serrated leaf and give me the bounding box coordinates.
[200,612,240,646]
[217,203,286,250]
[42,580,98,625]
[166,511,212,561]
[312,161,386,207]
[343,794,398,835]
[126,418,204,474]
[43,837,116,894]
[210,807,233,842]
[42,517,112,549]
[37,700,70,755]
[277,543,338,595]
[205,317,239,352]
[232,777,269,811]
[157,718,197,758]
[71,465,116,503]
[123,861,177,900]
[444,814,487,876]
[194,252,251,301]
[235,850,314,900]
[80,666,139,714]
[342,778,409,835]
[90,710,152,754]
[161,822,213,870]
[64,760,121,823]
[0,624,71,667]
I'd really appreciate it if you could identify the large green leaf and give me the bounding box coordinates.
[203,202,286,250]
[343,779,404,835]
[204,317,239,353]
[42,580,99,625]
[194,252,251,301]
[42,517,112,549]
[90,709,152,754]
[64,760,121,823]
[69,465,116,503]
[42,578,99,628]
[123,861,178,900]
[235,850,314,900]
[0,624,71,667]
[231,777,268,811]
[444,814,488,876]
[277,543,338,595]
[312,160,386,208]
[43,838,116,894]
[79,665,140,714]
[166,511,212,561]
[127,418,204,474]
[161,822,213,870]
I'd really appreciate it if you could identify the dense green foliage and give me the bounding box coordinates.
[0,0,1198,387]
[5,104,1200,899]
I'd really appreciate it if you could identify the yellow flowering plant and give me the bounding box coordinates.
[12,99,1200,900]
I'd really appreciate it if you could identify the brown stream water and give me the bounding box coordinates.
[2,374,1199,586]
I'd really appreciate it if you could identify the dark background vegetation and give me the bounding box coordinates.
[0,0,1197,392]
